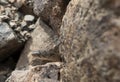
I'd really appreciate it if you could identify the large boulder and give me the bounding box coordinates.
[60,0,120,82]
[0,22,23,61]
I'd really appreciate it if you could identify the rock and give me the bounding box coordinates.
[24,15,35,22]
[9,21,16,27]
[13,0,25,8]
[8,0,15,3]
[14,12,21,21]
[0,15,9,20]
[16,19,60,69]
[33,0,69,35]
[14,26,21,32]
[28,24,35,30]
[0,22,23,61]
[0,0,9,5]
[6,62,61,82]
[60,0,120,82]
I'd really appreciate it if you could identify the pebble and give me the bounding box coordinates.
[21,21,27,28]
[15,26,21,32]
[20,30,28,36]
[0,0,9,5]
[5,7,11,16]
[9,21,16,27]
[15,12,23,21]
[0,15,9,19]
[24,33,31,40]
[24,15,35,22]
[28,24,35,30]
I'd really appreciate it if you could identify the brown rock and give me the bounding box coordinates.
[60,0,120,82]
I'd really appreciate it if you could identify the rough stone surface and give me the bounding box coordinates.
[60,0,120,82]
[6,62,61,82]
[0,22,23,61]
[33,0,69,35]
[6,18,61,82]
[1,0,120,82]
[16,18,60,70]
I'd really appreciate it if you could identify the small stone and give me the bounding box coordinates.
[0,6,5,13]
[20,30,27,36]
[0,0,9,5]
[15,26,21,32]
[11,6,18,11]
[24,33,31,40]
[8,0,15,3]
[9,21,16,27]
[25,32,31,37]
[5,7,11,16]
[14,12,22,21]
[28,24,35,30]
[0,15,9,20]
[24,15,35,22]
[21,21,27,28]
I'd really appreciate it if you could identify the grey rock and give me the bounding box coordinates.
[0,0,9,5]
[0,22,23,61]
[14,26,21,32]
